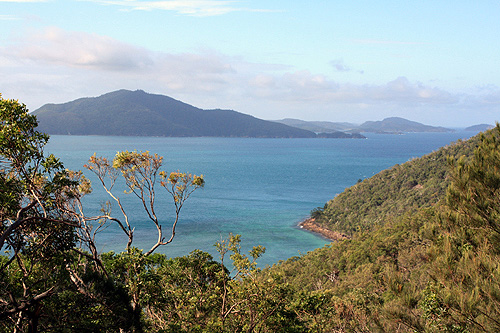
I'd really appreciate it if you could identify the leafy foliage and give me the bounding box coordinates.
[3,93,500,332]
[314,136,478,235]
[0,95,87,331]
[85,150,204,255]
[425,125,500,331]
[266,125,500,332]
[0,95,204,332]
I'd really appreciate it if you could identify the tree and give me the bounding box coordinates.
[0,95,93,331]
[425,124,500,331]
[84,151,204,255]
[0,94,204,332]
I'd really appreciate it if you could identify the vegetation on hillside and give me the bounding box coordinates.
[313,136,478,235]
[359,116,452,133]
[33,89,317,138]
[1,94,499,331]
[269,124,500,331]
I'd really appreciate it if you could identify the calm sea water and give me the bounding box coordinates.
[46,131,477,267]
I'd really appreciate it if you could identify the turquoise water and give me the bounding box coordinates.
[46,131,477,267]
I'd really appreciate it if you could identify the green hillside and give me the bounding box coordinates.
[33,89,317,138]
[313,135,478,235]
[3,92,500,331]
[265,125,500,331]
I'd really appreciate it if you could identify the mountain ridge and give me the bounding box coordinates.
[34,90,489,137]
[359,116,452,133]
[274,116,455,133]
[33,90,317,138]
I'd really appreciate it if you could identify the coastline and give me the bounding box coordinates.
[298,218,349,242]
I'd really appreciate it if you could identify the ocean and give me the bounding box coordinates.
[46,131,477,267]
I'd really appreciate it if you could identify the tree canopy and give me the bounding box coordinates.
[2,93,499,332]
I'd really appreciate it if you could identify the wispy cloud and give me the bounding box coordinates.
[0,27,238,105]
[330,59,351,72]
[0,0,48,2]
[0,15,21,20]
[352,39,427,45]
[248,72,456,106]
[1,27,494,127]
[464,85,500,106]
[6,27,154,70]
[83,0,273,16]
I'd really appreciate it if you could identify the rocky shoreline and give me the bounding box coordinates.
[298,218,350,242]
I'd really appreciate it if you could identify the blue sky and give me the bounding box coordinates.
[1,0,499,127]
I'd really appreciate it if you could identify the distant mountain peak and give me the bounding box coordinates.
[359,117,452,133]
[33,90,316,138]
[465,124,494,132]
[275,117,452,134]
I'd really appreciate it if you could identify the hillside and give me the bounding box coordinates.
[359,116,452,133]
[311,134,478,235]
[265,126,500,331]
[275,116,453,134]
[33,90,316,138]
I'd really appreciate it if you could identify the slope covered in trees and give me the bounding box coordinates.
[2,93,500,331]
[312,135,479,236]
[267,124,500,331]
[33,89,317,138]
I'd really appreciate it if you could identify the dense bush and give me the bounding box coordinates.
[2,94,499,331]
[314,136,478,235]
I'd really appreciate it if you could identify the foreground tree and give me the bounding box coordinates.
[426,124,500,331]
[0,95,90,331]
[84,151,204,255]
[0,95,204,332]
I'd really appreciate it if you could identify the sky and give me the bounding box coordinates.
[1,1,499,127]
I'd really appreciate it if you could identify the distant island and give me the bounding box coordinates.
[316,132,366,138]
[465,124,495,132]
[34,89,491,138]
[359,117,452,133]
[34,90,317,138]
[273,118,359,133]
[274,117,455,134]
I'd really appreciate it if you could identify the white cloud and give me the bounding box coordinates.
[0,27,496,127]
[366,77,456,104]
[84,0,271,17]
[0,27,239,106]
[248,72,456,106]
[5,27,154,71]
[463,87,500,106]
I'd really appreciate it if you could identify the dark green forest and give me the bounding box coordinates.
[1,94,499,332]
[33,90,317,138]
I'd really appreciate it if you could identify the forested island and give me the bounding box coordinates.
[274,116,454,134]
[2,94,500,331]
[33,90,316,138]
[33,89,461,138]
